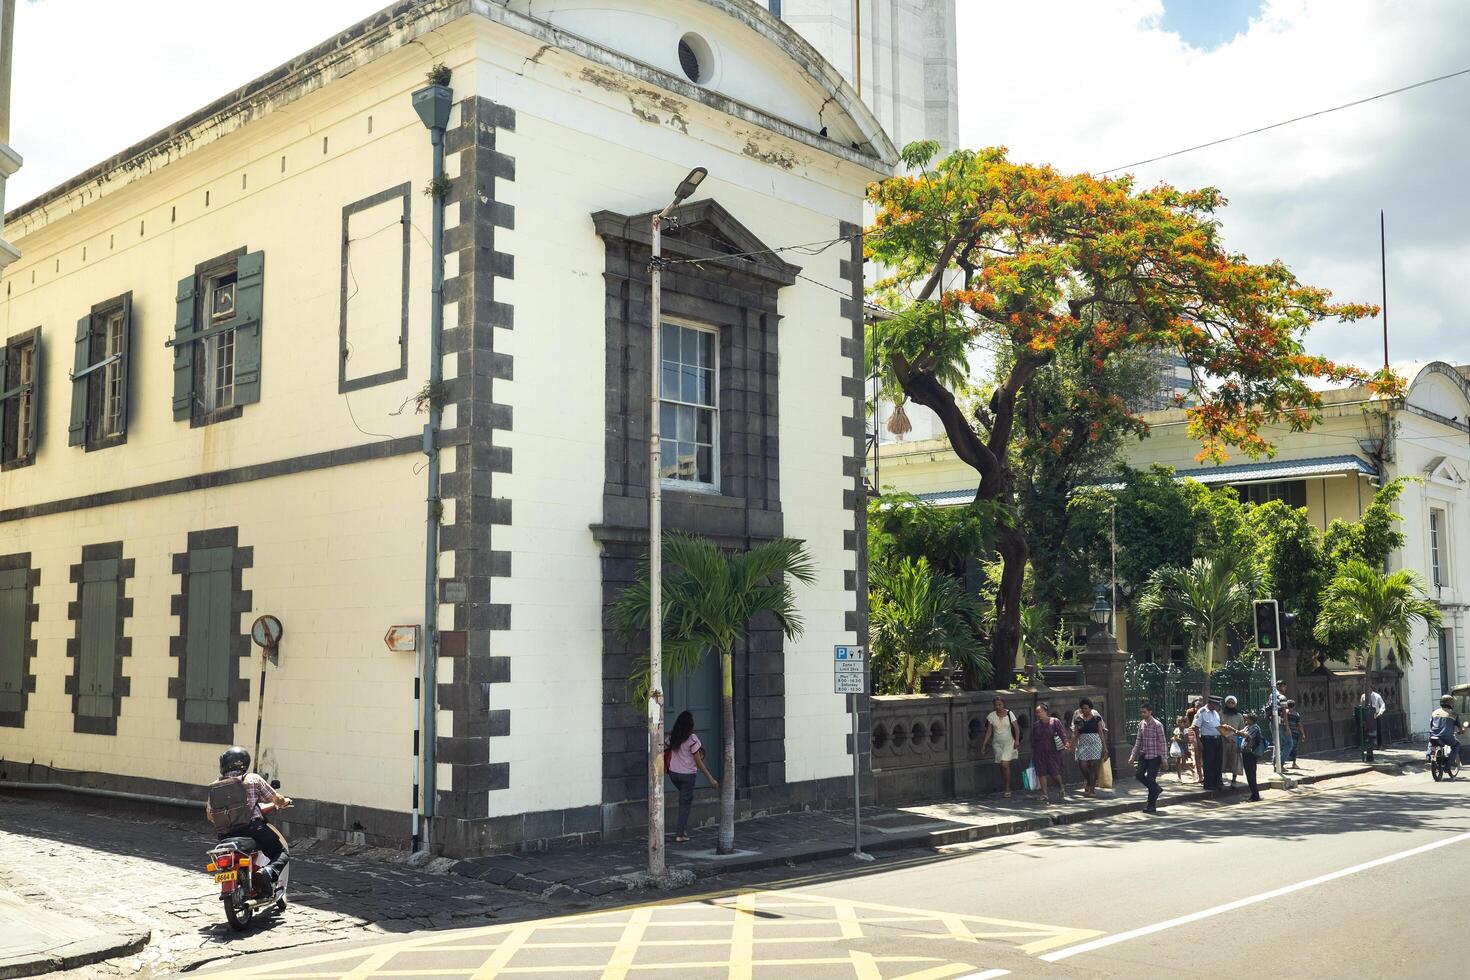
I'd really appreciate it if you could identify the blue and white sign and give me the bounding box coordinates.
[834,645,866,694]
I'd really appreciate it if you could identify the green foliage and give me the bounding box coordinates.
[609,534,816,703]
[869,557,990,694]
[1135,556,1256,698]
[1315,559,1442,668]
[1247,499,1325,654]
[867,492,997,581]
[1323,477,1409,570]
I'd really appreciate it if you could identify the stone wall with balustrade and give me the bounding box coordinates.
[867,687,1111,803]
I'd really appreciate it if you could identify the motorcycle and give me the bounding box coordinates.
[205,789,291,931]
[1429,724,1466,782]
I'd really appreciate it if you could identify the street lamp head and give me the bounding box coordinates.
[673,167,708,204]
[1089,584,1111,626]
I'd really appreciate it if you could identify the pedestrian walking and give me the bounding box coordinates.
[1072,698,1108,797]
[1221,712,1265,801]
[1363,689,1386,747]
[1287,700,1306,766]
[1130,702,1167,813]
[1193,695,1225,790]
[665,710,719,843]
[1171,715,1196,782]
[979,696,1021,797]
[1030,703,1070,804]
[1276,705,1295,771]
[1220,695,1245,788]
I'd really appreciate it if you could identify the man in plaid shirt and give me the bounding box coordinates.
[1130,703,1167,813]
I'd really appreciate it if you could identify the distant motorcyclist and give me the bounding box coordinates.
[206,747,291,886]
[1428,696,1463,767]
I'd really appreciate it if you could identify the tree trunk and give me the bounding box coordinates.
[718,647,737,855]
[990,521,1028,683]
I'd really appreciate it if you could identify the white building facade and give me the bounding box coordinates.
[0,0,895,854]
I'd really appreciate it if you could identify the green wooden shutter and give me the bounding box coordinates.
[173,274,197,421]
[78,558,119,718]
[184,547,233,727]
[117,293,134,438]
[69,315,92,446]
[232,251,264,406]
[27,339,41,457]
[0,567,26,714]
[0,344,10,455]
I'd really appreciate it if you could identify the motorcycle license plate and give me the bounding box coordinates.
[214,871,238,883]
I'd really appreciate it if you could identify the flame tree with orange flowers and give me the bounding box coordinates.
[866,142,1400,682]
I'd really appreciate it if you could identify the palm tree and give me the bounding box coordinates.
[1315,560,1442,691]
[1135,556,1254,701]
[869,557,990,694]
[611,533,816,855]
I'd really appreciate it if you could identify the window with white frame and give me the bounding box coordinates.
[1431,507,1447,588]
[201,269,239,412]
[659,321,717,488]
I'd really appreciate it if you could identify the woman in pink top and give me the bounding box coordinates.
[666,710,719,843]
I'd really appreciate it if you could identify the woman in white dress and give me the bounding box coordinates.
[980,696,1021,797]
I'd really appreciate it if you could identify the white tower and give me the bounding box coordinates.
[772,1,961,448]
[773,0,959,155]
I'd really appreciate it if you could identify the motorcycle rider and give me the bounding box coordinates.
[1428,695,1462,767]
[206,746,291,888]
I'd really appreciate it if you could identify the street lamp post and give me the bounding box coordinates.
[647,166,708,878]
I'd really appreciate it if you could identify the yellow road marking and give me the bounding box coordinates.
[600,907,652,980]
[727,892,756,980]
[339,949,396,980]
[467,927,528,980]
[847,949,884,980]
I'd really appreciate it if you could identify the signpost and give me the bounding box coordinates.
[835,645,873,861]
[1253,599,1293,787]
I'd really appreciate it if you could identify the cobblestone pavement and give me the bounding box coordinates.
[0,794,560,978]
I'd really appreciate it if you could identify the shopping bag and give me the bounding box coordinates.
[1021,765,1038,791]
[1099,757,1113,789]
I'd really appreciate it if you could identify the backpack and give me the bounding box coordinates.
[207,773,254,832]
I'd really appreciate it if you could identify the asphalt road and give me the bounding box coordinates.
[196,768,1470,979]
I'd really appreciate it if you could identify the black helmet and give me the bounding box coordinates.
[219,746,251,775]
[1442,695,1456,707]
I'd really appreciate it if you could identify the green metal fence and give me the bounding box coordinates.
[1123,654,1274,740]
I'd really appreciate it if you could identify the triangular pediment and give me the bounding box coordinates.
[1424,456,1466,486]
[592,199,801,286]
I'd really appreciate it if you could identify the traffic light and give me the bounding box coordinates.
[1254,599,1281,652]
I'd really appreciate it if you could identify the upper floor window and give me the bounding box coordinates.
[172,250,264,426]
[69,293,133,451]
[1431,507,1448,588]
[1233,480,1307,510]
[659,320,718,489]
[0,329,42,469]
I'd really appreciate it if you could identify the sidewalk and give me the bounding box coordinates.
[445,746,1423,897]
[0,745,1421,978]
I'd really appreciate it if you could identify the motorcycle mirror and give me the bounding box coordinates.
[269,779,281,790]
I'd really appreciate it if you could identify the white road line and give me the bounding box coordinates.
[955,971,1010,980]
[1039,829,1470,962]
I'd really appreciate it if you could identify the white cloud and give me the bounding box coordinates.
[959,0,1470,371]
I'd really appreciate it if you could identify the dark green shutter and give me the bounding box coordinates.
[184,547,233,727]
[173,274,197,421]
[69,315,92,446]
[25,338,41,457]
[0,567,25,714]
[116,293,133,438]
[232,251,264,406]
[0,344,9,453]
[78,558,119,718]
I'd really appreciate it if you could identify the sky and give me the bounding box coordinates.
[956,0,1470,378]
[6,0,1468,377]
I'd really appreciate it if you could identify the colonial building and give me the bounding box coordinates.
[0,0,897,855]
[875,364,1470,734]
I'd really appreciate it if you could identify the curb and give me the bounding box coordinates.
[0,929,150,980]
[667,763,1398,880]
